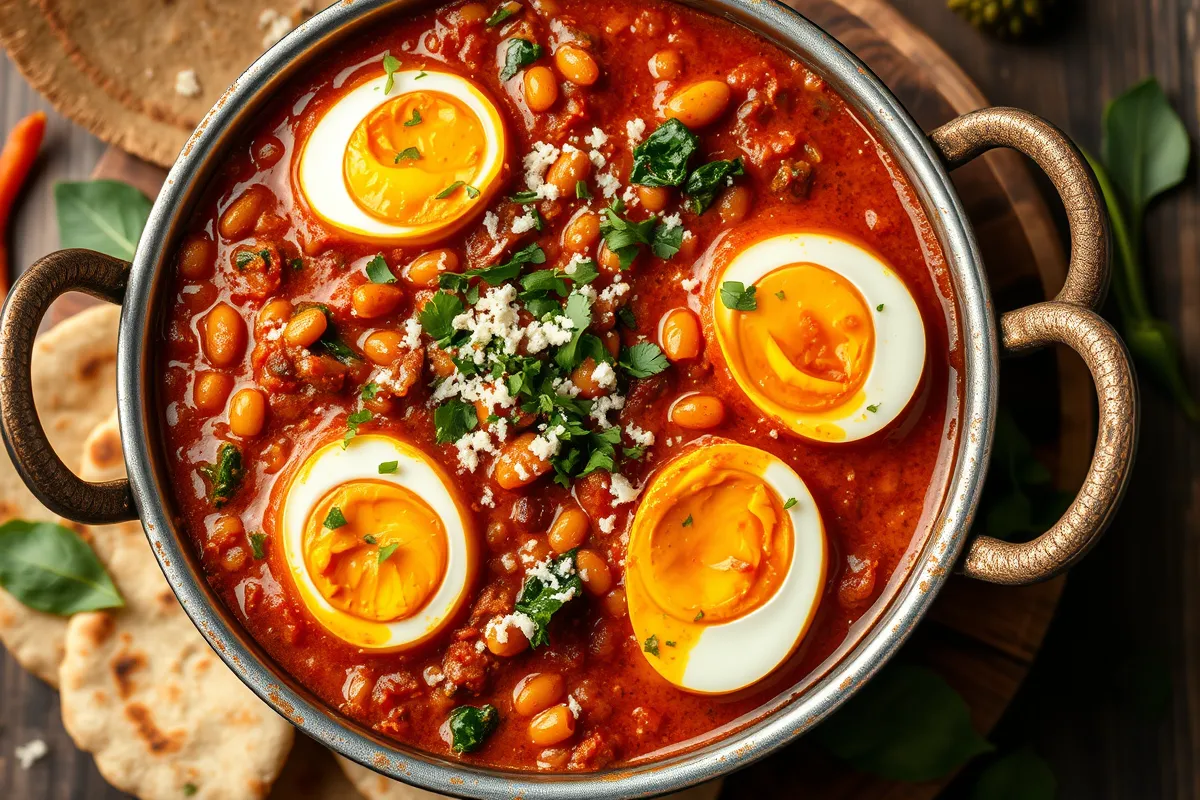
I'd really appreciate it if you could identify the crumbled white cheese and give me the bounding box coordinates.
[529,425,566,460]
[598,515,617,534]
[583,127,608,149]
[660,212,682,230]
[768,429,779,439]
[501,552,518,572]
[485,612,537,645]
[174,69,202,98]
[567,694,582,719]
[257,8,294,49]
[599,281,630,303]
[525,315,575,352]
[595,170,621,198]
[454,430,498,473]
[590,393,625,428]
[480,486,495,508]
[553,376,581,397]
[535,182,561,201]
[609,473,640,505]
[511,209,539,234]
[514,462,530,481]
[621,185,639,206]
[625,423,655,447]
[523,141,561,189]
[680,277,699,292]
[423,666,445,686]
[401,316,422,350]
[474,639,487,653]
[563,252,589,275]
[588,149,607,169]
[15,739,47,770]
[626,118,647,146]
[483,211,500,238]
[591,360,616,389]
[451,283,524,354]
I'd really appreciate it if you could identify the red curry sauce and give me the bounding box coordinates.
[157,0,960,772]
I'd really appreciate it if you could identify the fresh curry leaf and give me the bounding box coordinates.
[500,38,543,81]
[814,664,993,780]
[970,749,1057,800]
[419,291,466,345]
[365,255,396,284]
[54,180,152,260]
[0,520,124,615]
[515,550,583,647]
[434,399,479,443]
[630,119,700,187]
[382,54,401,94]
[720,280,757,311]
[199,443,243,508]
[684,156,744,214]
[619,342,669,378]
[248,533,268,560]
[448,704,500,753]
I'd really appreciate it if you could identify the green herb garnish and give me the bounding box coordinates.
[248,532,267,560]
[378,460,399,474]
[684,157,744,214]
[682,514,693,527]
[417,291,465,345]
[0,520,124,615]
[643,634,660,656]
[500,38,543,81]
[783,497,797,510]
[54,179,151,260]
[433,399,479,444]
[393,146,421,163]
[448,704,500,753]
[515,550,583,647]
[382,54,401,94]
[866,403,880,413]
[404,108,422,126]
[378,542,400,563]
[365,255,396,284]
[361,382,381,400]
[199,443,244,508]
[720,281,757,311]
[323,507,348,529]
[876,303,885,311]
[630,119,700,187]
[343,409,372,448]
[576,180,592,199]
[363,534,378,545]
[618,342,669,378]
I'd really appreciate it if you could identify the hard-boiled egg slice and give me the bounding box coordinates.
[279,434,476,651]
[712,232,926,442]
[297,69,507,243]
[626,440,826,694]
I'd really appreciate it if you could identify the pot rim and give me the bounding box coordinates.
[115,1,997,796]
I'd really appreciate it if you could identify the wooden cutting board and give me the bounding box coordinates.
[4,0,1090,798]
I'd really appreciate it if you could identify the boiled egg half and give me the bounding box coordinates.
[712,232,926,442]
[626,440,826,694]
[297,68,507,243]
[278,434,476,650]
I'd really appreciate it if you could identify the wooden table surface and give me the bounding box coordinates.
[2,1,1197,798]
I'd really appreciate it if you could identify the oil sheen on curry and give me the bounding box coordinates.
[159,0,960,772]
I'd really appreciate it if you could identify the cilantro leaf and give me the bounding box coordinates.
[198,443,243,508]
[485,2,518,26]
[343,409,373,448]
[382,54,401,94]
[554,291,594,371]
[720,281,758,311]
[378,542,400,563]
[378,460,399,474]
[783,497,798,510]
[567,258,599,285]
[361,382,381,400]
[393,146,421,163]
[467,242,546,285]
[576,180,592,199]
[434,400,479,444]
[418,291,465,345]
[630,119,700,187]
[619,342,669,378]
[600,198,657,268]
[404,108,422,126]
[652,222,683,259]
[365,255,396,284]
[248,532,267,560]
[436,180,467,199]
[520,268,570,297]
[684,157,744,214]
[500,38,543,81]
[323,507,348,529]
[515,550,583,647]
[644,634,660,656]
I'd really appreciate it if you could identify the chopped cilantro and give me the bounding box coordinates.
[378,542,400,563]
[433,399,478,443]
[418,291,465,345]
[365,255,396,284]
[520,268,570,297]
[630,119,700,187]
[694,610,705,622]
[515,549,582,647]
[616,306,637,329]
[289,257,303,271]
[553,292,594,370]
[199,443,243,508]
[415,70,428,79]
[783,497,798,510]
[651,221,683,259]
[361,382,381,400]
[600,198,657,268]
[378,460,399,474]
[511,189,540,204]
[465,242,546,286]
[576,180,592,199]
[619,342,669,378]
[382,54,401,94]
[877,303,885,312]
[485,2,518,27]
[776,290,786,300]
[665,640,676,647]
[684,157,744,214]
[404,108,422,126]
[363,534,378,545]
[324,507,348,529]
[234,250,255,269]
[343,409,372,448]
[720,281,758,311]
[248,532,267,560]
[465,184,481,198]
[682,514,693,527]
[623,445,647,460]
[500,38,543,81]
[436,180,467,199]
[567,258,600,285]
[448,704,499,753]
[867,403,881,413]
[393,146,421,163]
[644,634,660,656]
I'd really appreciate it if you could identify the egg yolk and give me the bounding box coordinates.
[303,480,448,622]
[721,262,875,413]
[343,91,486,227]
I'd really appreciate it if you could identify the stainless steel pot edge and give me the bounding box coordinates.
[115,0,997,797]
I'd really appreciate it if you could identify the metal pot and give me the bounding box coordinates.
[0,1,1138,797]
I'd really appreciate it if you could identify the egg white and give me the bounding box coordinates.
[279,434,475,651]
[297,70,506,240]
[628,443,827,694]
[714,232,927,442]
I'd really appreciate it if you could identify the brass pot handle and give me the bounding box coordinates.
[0,249,137,524]
[930,108,1139,584]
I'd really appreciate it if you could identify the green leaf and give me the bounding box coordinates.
[467,242,546,285]
[815,664,993,781]
[448,704,500,753]
[500,38,543,81]
[720,281,757,311]
[0,520,124,615]
[365,255,396,284]
[323,506,348,529]
[436,180,467,199]
[343,409,372,448]
[554,292,594,371]
[1102,78,1190,232]
[361,382,381,400]
[783,497,797,510]
[971,749,1056,800]
[619,342,669,378]
[418,291,465,345]
[600,199,657,268]
[520,268,570,297]
[630,119,700,187]
[378,542,400,563]
[378,460,399,474]
[567,258,599,285]
[1125,290,1200,420]
[393,146,421,163]
[382,54,401,94]
[485,2,518,27]
[434,399,479,443]
[404,108,422,126]
[248,533,267,560]
[643,634,660,656]
[651,221,683,259]
[576,180,592,199]
[684,157,744,214]
[515,550,583,647]
[199,443,243,508]
[55,180,152,260]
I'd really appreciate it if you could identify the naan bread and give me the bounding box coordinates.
[58,411,295,800]
[0,303,120,685]
[336,754,725,800]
